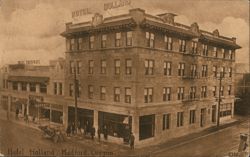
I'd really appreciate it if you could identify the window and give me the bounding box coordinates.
[54,82,57,95]
[202,65,208,77]
[213,47,218,57]
[179,39,186,52]
[201,86,207,98]
[78,38,83,50]
[163,114,171,130]
[220,103,232,117]
[70,61,74,74]
[139,115,155,140]
[229,50,233,59]
[88,60,94,74]
[213,86,217,97]
[221,48,225,58]
[164,35,172,50]
[228,67,232,77]
[100,86,106,100]
[189,86,196,99]
[115,32,121,47]
[88,85,94,99]
[89,36,94,49]
[177,87,184,100]
[189,110,196,124]
[76,61,81,74]
[114,60,120,75]
[101,60,106,74]
[101,34,107,48]
[144,88,153,103]
[125,59,132,75]
[21,82,27,91]
[69,84,74,97]
[40,83,47,94]
[30,83,36,92]
[190,64,197,77]
[213,66,217,77]
[202,44,208,56]
[125,88,131,103]
[228,85,232,95]
[221,67,225,78]
[59,83,63,95]
[146,32,154,48]
[145,60,154,75]
[220,86,224,96]
[191,41,198,54]
[126,31,132,46]
[114,87,120,102]
[177,112,184,127]
[164,61,171,76]
[70,38,75,51]
[163,87,171,101]
[178,63,185,76]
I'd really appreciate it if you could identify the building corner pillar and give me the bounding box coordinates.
[93,110,98,136]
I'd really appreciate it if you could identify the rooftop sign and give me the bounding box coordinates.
[72,8,92,19]
[104,0,131,11]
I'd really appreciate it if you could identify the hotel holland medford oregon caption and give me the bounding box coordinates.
[1,8,241,147]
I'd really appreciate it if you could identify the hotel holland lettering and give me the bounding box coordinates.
[104,0,131,11]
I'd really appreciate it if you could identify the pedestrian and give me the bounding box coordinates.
[15,108,19,120]
[129,132,135,150]
[91,125,95,140]
[97,128,101,141]
[84,123,87,135]
[103,125,108,140]
[66,123,71,137]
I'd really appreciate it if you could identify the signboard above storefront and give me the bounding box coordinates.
[104,0,131,11]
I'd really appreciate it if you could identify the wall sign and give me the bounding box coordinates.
[104,0,131,11]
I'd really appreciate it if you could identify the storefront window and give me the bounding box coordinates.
[139,114,155,140]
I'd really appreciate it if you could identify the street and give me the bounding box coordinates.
[0,113,249,157]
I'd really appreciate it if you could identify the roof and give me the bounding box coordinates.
[61,18,136,37]
[8,76,49,83]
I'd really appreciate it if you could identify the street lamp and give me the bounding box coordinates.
[216,71,224,127]
[73,63,79,134]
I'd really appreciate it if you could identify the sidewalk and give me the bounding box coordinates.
[0,108,248,156]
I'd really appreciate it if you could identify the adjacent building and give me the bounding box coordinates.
[60,8,241,146]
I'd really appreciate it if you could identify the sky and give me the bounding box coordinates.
[0,0,249,68]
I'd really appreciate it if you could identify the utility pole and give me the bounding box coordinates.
[217,72,223,127]
[74,63,78,133]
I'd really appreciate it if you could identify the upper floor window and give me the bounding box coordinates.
[163,113,171,130]
[220,86,224,96]
[228,50,235,60]
[164,61,172,76]
[125,88,131,103]
[189,86,196,99]
[191,41,198,54]
[202,44,208,56]
[70,61,74,74]
[190,64,197,77]
[30,83,36,92]
[69,83,74,97]
[70,38,75,51]
[189,110,196,124]
[144,88,153,103]
[115,32,121,47]
[164,35,172,50]
[221,48,225,58]
[145,60,154,75]
[126,31,132,46]
[178,63,185,76]
[100,86,106,100]
[88,60,94,74]
[146,32,154,48]
[77,38,83,50]
[220,67,225,78]
[88,85,94,99]
[177,112,184,127]
[101,34,107,48]
[40,83,47,94]
[213,47,218,57]
[213,66,217,77]
[201,65,208,77]
[21,82,27,91]
[59,83,63,95]
[125,59,132,75]
[177,87,184,100]
[201,86,207,98]
[12,82,18,91]
[114,59,121,75]
[76,61,81,74]
[228,85,232,95]
[101,60,107,74]
[89,36,94,49]
[179,39,186,52]
[163,87,171,101]
[114,87,120,102]
[228,67,232,77]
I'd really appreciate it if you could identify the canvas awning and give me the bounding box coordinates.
[8,76,49,83]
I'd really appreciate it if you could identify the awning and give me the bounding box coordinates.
[8,76,49,83]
